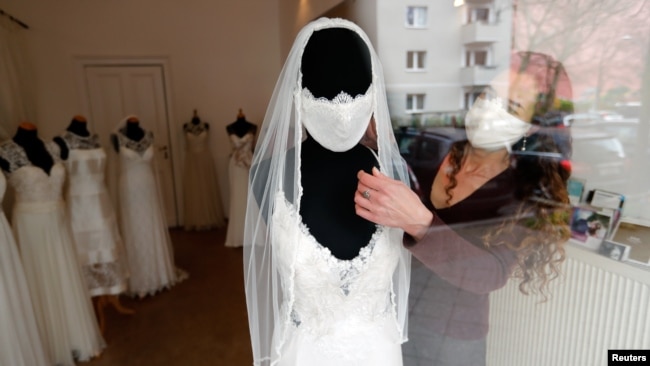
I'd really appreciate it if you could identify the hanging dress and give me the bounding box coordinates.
[61,131,129,296]
[0,171,51,366]
[0,140,105,365]
[182,122,225,231]
[115,130,187,298]
[225,131,254,248]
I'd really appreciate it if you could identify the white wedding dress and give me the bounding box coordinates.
[115,131,187,298]
[270,192,403,366]
[62,132,128,296]
[0,172,51,366]
[225,131,254,248]
[0,140,105,365]
[183,124,225,231]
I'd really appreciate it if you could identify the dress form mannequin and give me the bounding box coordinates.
[181,110,225,231]
[60,115,134,334]
[111,116,145,152]
[0,121,105,364]
[226,109,256,137]
[184,109,210,132]
[0,122,69,173]
[298,27,378,260]
[224,109,256,247]
[66,115,91,137]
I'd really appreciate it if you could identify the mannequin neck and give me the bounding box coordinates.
[124,121,145,141]
[13,126,39,146]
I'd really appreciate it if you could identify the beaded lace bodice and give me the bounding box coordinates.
[60,131,101,150]
[183,122,207,135]
[271,191,400,340]
[229,132,254,169]
[0,141,65,204]
[116,130,154,156]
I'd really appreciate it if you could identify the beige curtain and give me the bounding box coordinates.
[0,16,34,140]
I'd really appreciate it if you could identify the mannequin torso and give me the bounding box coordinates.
[0,123,68,174]
[299,136,378,260]
[226,117,256,138]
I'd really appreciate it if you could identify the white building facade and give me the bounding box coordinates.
[329,0,514,126]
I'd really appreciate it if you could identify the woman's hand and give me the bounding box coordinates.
[355,167,433,240]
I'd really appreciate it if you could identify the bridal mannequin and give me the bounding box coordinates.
[244,18,411,366]
[111,116,145,151]
[181,110,225,231]
[59,115,134,334]
[0,122,68,172]
[0,121,105,364]
[297,27,379,260]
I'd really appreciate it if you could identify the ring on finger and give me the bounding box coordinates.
[362,190,371,200]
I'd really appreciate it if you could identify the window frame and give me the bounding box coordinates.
[406,50,427,71]
[405,6,428,28]
[406,93,426,113]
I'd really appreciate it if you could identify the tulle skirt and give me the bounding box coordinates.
[12,200,105,365]
[225,156,249,248]
[0,211,51,366]
[183,150,225,231]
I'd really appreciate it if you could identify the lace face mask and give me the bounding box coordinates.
[299,85,374,152]
[465,97,531,151]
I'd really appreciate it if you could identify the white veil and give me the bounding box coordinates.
[243,17,411,366]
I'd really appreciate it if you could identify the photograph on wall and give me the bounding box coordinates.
[569,206,613,250]
[609,217,650,266]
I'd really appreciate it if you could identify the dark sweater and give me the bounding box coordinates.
[405,163,526,340]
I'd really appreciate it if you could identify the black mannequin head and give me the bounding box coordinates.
[67,115,90,137]
[301,27,372,100]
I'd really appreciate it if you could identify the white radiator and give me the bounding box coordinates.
[487,245,650,366]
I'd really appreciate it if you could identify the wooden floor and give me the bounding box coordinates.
[80,227,253,366]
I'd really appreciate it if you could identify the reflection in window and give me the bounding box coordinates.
[464,88,486,109]
[467,6,491,24]
[406,6,427,28]
[465,48,490,67]
[407,51,426,71]
[406,94,425,112]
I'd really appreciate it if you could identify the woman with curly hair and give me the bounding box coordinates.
[354,70,571,366]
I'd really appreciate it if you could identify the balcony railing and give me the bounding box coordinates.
[461,21,500,44]
[460,65,499,86]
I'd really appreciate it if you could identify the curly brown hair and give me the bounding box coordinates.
[445,138,571,299]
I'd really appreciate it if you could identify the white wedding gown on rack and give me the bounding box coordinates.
[0,140,104,365]
[115,131,187,298]
[225,131,254,248]
[0,172,50,366]
[270,192,403,366]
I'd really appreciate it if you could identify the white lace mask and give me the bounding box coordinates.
[299,86,374,152]
[465,97,531,151]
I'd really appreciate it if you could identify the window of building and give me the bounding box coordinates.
[406,6,428,28]
[407,51,426,71]
[406,94,425,112]
[465,47,490,67]
[466,5,491,24]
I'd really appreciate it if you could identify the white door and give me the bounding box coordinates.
[82,65,178,226]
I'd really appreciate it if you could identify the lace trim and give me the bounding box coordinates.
[117,130,154,155]
[302,87,370,104]
[184,122,207,135]
[0,140,60,173]
[61,131,101,150]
